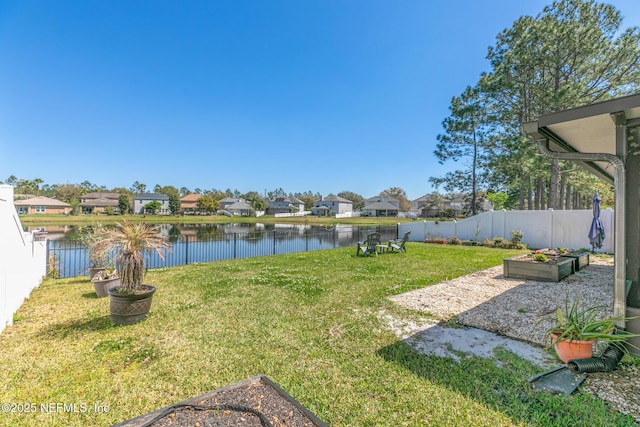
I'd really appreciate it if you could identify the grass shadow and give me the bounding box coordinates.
[81,292,100,299]
[63,277,91,285]
[376,339,638,426]
[39,315,113,338]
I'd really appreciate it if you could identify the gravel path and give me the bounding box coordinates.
[388,256,640,422]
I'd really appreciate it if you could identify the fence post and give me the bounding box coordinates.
[185,235,189,265]
[233,233,237,259]
[273,230,277,255]
[45,240,50,277]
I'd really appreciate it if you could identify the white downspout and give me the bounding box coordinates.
[534,137,626,327]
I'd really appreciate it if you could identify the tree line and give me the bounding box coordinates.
[429,0,636,213]
[1,175,414,215]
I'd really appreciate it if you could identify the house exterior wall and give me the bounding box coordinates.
[267,201,291,214]
[362,208,399,217]
[414,195,492,218]
[80,193,120,214]
[335,202,351,214]
[267,199,304,214]
[362,197,399,217]
[219,198,246,210]
[17,205,70,215]
[180,195,202,214]
[312,202,335,215]
[181,202,198,214]
[1,185,47,333]
[227,204,252,216]
[14,197,71,215]
[310,206,330,216]
[134,194,170,214]
[312,200,352,215]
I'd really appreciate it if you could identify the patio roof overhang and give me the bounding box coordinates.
[523,93,640,184]
[523,93,640,351]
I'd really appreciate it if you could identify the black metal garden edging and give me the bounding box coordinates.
[112,375,328,427]
[47,224,398,279]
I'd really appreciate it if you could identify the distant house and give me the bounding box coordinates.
[412,193,462,217]
[219,197,243,211]
[362,196,399,217]
[311,195,353,216]
[267,196,305,215]
[227,200,253,216]
[134,193,170,215]
[412,193,446,217]
[180,193,202,215]
[412,193,492,218]
[410,194,430,213]
[14,196,71,215]
[80,192,121,214]
[218,197,253,216]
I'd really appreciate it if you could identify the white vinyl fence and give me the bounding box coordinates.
[274,211,311,218]
[336,211,360,219]
[0,185,47,333]
[398,209,614,253]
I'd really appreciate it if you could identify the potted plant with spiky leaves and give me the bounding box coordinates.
[540,296,640,363]
[90,221,170,325]
[78,223,108,280]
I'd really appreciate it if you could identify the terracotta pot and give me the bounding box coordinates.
[552,333,595,363]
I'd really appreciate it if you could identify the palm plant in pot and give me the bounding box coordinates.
[541,296,639,363]
[78,223,108,280]
[89,221,170,325]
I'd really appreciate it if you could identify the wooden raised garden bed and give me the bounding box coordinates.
[562,252,590,272]
[114,375,327,427]
[503,255,575,282]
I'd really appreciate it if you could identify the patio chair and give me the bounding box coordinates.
[389,231,411,253]
[356,232,381,257]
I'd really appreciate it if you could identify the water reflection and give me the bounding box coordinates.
[24,222,321,240]
[42,223,398,278]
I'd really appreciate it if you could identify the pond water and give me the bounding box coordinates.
[45,223,398,278]
[26,222,321,240]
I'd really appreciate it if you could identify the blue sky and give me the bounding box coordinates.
[1,1,639,200]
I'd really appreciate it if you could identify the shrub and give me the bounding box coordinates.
[424,237,447,244]
[480,238,493,247]
[532,253,548,262]
[510,230,524,244]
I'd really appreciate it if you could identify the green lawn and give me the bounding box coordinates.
[1,244,636,426]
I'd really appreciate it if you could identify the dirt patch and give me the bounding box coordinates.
[115,376,325,427]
